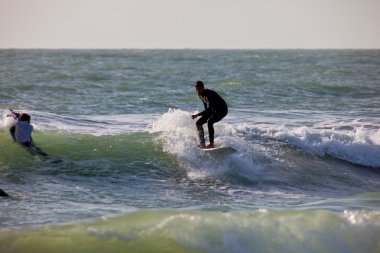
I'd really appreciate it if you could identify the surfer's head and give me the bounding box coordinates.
[19,113,31,123]
[195,80,204,95]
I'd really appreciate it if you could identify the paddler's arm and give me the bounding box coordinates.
[9,126,16,142]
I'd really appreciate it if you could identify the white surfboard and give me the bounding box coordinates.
[199,146,236,153]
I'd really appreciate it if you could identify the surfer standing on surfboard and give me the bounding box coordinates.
[191,81,228,149]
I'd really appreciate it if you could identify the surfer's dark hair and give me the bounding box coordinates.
[195,80,204,88]
[19,113,31,122]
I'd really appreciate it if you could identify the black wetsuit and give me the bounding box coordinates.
[195,89,228,144]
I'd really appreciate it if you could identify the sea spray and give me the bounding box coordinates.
[1,109,18,128]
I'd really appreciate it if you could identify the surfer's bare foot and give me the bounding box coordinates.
[206,143,215,149]
[198,143,206,149]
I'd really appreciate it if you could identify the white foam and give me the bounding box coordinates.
[1,109,18,128]
[149,108,201,162]
[236,121,380,168]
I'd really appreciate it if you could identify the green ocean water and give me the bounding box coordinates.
[1,209,380,253]
[1,50,380,252]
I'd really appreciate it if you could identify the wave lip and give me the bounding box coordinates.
[1,108,157,136]
[238,122,380,168]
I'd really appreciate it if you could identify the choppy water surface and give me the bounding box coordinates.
[1,49,379,252]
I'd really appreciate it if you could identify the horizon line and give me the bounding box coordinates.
[1,47,380,50]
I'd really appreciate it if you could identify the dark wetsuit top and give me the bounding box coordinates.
[196,89,228,116]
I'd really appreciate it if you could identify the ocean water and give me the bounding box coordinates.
[0,49,380,252]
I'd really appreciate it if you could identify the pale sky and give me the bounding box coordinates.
[0,0,379,49]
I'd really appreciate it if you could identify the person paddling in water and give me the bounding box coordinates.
[9,111,48,157]
[192,81,228,149]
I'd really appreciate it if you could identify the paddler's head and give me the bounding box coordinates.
[19,113,31,123]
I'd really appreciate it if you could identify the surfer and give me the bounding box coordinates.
[192,81,228,149]
[9,111,48,157]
